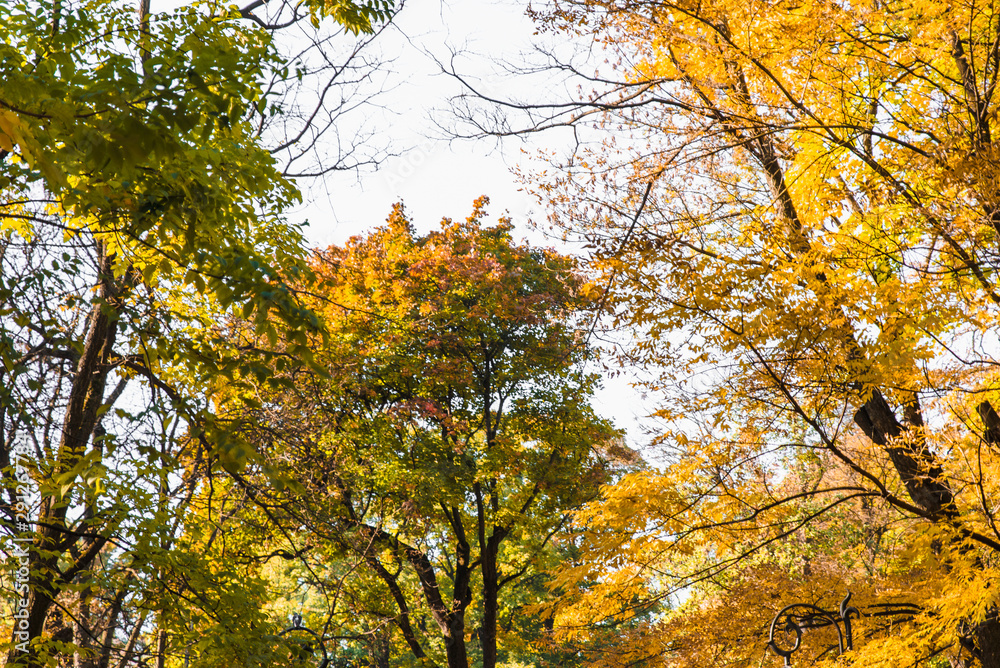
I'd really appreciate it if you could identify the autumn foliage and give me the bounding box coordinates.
[507,0,1000,666]
[223,199,631,668]
[12,0,1000,666]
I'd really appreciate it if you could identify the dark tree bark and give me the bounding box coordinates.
[8,247,121,668]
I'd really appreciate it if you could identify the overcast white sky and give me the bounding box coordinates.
[294,0,546,244]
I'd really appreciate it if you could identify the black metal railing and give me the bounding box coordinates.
[767,592,920,666]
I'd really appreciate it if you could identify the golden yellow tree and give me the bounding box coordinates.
[459,0,1000,666]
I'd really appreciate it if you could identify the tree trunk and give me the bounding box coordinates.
[481,541,500,668]
[6,248,120,668]
[480,527,509,668]
[443,618,469,668]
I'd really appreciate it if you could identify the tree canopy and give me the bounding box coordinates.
[221,199,632,668]
[470,0,1000,666]
[0,0,395,664]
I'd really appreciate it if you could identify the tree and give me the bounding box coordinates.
[453,0,1000,666]
[226,199,632,668]
[0,0,393,664]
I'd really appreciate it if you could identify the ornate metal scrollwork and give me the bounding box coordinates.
[768,593,859,666]
[767,592,919,666]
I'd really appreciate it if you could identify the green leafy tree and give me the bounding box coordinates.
[0,0,394,665]
[227,199,634,668]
